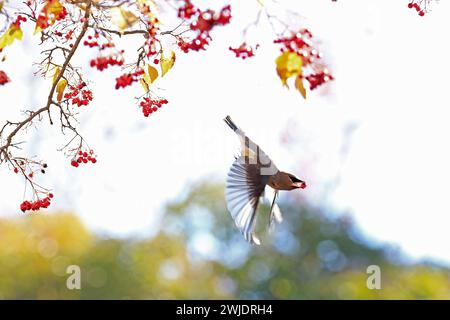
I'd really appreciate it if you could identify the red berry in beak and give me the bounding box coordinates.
[300,181,307,189]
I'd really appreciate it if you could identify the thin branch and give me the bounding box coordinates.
[0,1,93,157]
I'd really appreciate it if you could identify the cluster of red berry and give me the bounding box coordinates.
[407,1,430,16]
[275,29,333,90]
[176,2,231,53]
[178,0,198,19]
[64,29,74,41]
[20,194,53,213]
[64,82,93,107]
[13,15,27,27]
[136,0,160,37]
[71,150,97,168]
[84,34,117,50]
[190,5,232,32]
[84,38,99,48]
[229,43,258,59]
[147,19,160,38]
[115,69,145,89]
[144,38,159,57]
[139,97,168,117]
[90,55,124,71]
[274,29,319,61]
[0,70,10,85]
[177,33,211,53]
[35,3,67,30]
[305,72,333,90]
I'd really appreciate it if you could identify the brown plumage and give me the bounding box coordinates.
[224,115,306,245]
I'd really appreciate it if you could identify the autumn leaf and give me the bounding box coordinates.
[295,76,307,99]
[34,0,67,34]
[110,7,139,31]
[0,24,23,50]
[141,65,159,92]
[275,51,303,87]
[56,79,67,102]
[140,79,149,92]
[148,65,158,82]
[52,67,61,84]
[160,49,176,77]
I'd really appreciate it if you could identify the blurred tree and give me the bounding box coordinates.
[0,183,449,299]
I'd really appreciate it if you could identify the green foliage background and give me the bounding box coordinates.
[0,182,449,299]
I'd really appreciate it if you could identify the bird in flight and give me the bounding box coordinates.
[224,115,307,245]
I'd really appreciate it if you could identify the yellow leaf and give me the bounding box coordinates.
[148,65,158,83]
[52,67,61,84]
[56,79,67,102]
[0,24,23,50]
[160,49,176,77]
[0,1,4,12]
[295,76,307,99]
[275,52,303,87]
[140,65,159,92]
[110,7,139,31]
[142,72,151,85]
[140,79,149,92]
[256,0,265,7]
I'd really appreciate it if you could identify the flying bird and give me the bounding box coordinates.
[224,115,307,245]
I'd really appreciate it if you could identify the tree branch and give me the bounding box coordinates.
[0,1,93,158]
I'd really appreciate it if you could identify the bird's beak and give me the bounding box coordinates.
[294,181,307,189]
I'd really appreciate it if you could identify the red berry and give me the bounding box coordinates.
[90,55,124,71]
[115,70,144,89]
[229,43,256,59]
[0,70,10,86]
[20,194,53,213]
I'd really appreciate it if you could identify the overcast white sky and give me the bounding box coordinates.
[1,0,449,265]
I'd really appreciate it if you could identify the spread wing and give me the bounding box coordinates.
[225,156,269,245]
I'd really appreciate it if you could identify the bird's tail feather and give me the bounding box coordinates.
[224,115,239,132]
